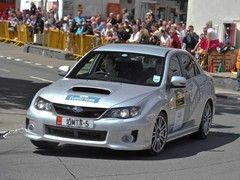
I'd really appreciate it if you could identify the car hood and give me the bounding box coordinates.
[39,79,159,108]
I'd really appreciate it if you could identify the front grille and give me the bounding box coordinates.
[45,125,107,141]
[53,103,107,118]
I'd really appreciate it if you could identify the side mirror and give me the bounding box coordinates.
[171,76,186,88]
[58,66,70,76]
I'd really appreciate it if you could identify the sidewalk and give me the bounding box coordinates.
[0,42,240,100]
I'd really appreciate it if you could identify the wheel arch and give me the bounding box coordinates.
[159,110,168,123]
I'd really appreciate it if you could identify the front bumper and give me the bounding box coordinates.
[24,107,155,151]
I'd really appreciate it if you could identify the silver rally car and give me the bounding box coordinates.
[25,44,216,155]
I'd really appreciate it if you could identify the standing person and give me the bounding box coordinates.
[117,23,130,43]
[139,22,150,44]
[30,2,37,15]
[107,12,117,26]
[160,29,171,47]
[122,8,129,23]
[70,9,85,33]
[127,25,140,43]
[169,26,181,49]
[206,20,219,51]
[74,9,85,25]
[182,25,199,53]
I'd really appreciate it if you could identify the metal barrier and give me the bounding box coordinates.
[1,21,107,59]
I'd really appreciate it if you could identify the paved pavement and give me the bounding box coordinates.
[1,42,240,100]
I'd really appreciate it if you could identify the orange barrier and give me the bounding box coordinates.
[1,21,111,59]
[81,35,102,56]
[0,21,13,41]
[0,21,5,40]
[16,24,33,45]
[47,29,60,49]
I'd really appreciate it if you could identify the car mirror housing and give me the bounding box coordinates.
[171,76,186,88]
[58,66,70,76]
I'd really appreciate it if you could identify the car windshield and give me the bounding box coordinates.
[67,51,165,86]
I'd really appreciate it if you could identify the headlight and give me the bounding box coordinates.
[103,107,140,119]
[34,97,53,111]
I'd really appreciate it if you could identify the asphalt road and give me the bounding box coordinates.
[0,54,240,180]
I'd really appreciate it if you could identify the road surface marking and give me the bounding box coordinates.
[0,68,10,72]
[24,61,32,64]
[6,57,12,60]
[0,55,4,58]
[15,58,23,61]
[29,76,54,83]
[35,63,42,66]
[47,66,54,69]
[2,128,24,139]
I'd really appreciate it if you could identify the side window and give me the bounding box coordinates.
[178,54,195,79]
[168,55,182,80]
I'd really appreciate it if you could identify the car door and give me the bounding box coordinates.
[177,53,202,128]
[166,55,189,134]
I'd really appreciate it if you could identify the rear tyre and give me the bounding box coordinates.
[30,140,59,150]
[148,113,168,155]
[190,102,213,139]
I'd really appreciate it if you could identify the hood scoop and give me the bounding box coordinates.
[71,86,111,95]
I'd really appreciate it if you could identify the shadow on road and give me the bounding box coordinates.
[0,77,50,110]
[34,131,239,161]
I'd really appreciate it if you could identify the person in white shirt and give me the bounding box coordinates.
[206,20,219,50]
[127,25,140,43]
[160,29,170,47]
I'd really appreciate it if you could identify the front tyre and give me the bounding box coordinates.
[148,113,168,155]
[30,140,59,150]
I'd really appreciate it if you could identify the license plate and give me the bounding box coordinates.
[62,117,94,128]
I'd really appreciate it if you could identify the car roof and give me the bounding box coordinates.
[94,43,173,57]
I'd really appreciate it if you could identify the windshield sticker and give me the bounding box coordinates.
[66,95,100,103]
[153,75,161,83]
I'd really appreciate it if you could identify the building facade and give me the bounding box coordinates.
[134,0,188,22]
[187,0,240,48]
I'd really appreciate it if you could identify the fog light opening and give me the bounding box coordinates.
[122,134,135,143]
[28,124,35,131]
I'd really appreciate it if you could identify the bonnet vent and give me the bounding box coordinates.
[71,87,111,95]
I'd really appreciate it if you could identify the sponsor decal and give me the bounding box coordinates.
[173,108,184,131]
[65,95,100,103]
[175,89,185,108]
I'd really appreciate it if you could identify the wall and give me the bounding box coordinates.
[187,0,240,47]
[72,0,120,18]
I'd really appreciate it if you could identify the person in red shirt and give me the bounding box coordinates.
[169,26,181,49]
[1,10,9,20]
[191,33,208,54]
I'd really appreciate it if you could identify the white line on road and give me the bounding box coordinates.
[24,61,32,64]
[0,55,5,58]
[35,63,42,66]
[15,59,22,61]
[29,76,54,83]
[6,57,13,60]
[47,66,54,69]
[2,128,24,139]
[0,68,10,72]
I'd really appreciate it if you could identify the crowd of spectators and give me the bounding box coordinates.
[0,3,220,55]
